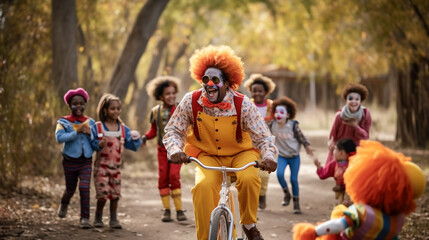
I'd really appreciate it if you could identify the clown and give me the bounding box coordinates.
[293,140,426,240]
[326,83,372,166]
[163,45,278,240]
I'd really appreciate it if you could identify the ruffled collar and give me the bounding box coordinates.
[62,114,89,122]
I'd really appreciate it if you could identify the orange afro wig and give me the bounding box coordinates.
[189,45,244,90]
[344,140,416,215]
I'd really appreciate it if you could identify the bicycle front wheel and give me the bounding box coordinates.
[209,208,230,240]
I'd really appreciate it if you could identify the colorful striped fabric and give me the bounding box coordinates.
[61,156,92,218]
[343,204,405,240]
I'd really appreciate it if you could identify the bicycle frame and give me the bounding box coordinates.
[187,156,258,240]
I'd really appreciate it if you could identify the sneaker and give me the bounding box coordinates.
[242,225,264,240]
[162,209,173,222]
[109,219,122,229]
[79,218,92,229]
[93,218,104,228]
[176,210,187,221]
[57,203,68,218]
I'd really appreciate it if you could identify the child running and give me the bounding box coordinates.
[55,88,96,229]
[271,96,317,214]
[326,83,371,165]
[142,76,187,222]
[91,93,142,229]
[314,138,356,206]
[243,73,276,210]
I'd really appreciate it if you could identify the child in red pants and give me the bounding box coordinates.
[143,76,187,222]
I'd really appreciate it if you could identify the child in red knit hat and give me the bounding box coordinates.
[55,87,95,229]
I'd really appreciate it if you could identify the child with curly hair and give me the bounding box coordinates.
[55,88,96,229]
[271,96,317,214]
[142,76,187,222]
[243,73,276,210]
[90,93,142,229]
[314,138,356,206]
[326,83,371,165]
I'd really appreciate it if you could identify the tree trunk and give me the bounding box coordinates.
[51,0,78,96]
[135,37,170,129]
[395,60,429,148]
[107,0,170,100]
[166,36,190,75]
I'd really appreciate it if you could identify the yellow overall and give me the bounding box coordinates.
[185,111,261,240]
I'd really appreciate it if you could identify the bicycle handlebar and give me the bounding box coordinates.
[186,156,258,172]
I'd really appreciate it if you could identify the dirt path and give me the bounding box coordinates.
[0,132,429,240]
[2,132,339,240]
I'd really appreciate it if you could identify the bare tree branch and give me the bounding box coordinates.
[407,0,429,37]
[107,0,170,100]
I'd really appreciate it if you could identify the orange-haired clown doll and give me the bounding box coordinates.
[293,140,426,240]
[163,45,278,240]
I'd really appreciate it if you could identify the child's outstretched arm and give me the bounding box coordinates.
[124,126,142,151]
[316,160,336,179]
[89,123,106,150]
[294,123,316,159]
[304,145,316,157]
[313,158,322,170]
[55,119,77,143]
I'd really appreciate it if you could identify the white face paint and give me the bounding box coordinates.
[274,105,287,122]
[203,68,228,103]
[346,92,361,113]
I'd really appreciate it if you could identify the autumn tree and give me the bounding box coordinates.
[52,0,79,96]
[107,0,170,100]
[1,1,57,188]
[352,0,429,148]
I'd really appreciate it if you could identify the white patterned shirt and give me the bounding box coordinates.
[163,88,278,161]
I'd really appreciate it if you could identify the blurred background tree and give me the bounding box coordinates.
[1,0,427,189]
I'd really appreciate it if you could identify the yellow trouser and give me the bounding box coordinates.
[258,168,270,196]
[192,150,261,240]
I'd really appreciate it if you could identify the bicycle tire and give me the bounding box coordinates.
[209,208,230,240]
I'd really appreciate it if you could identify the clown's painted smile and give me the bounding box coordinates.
[70,95,86,117]
[274,105,288,123]
[203,68,228,103]
[346,92,361,113]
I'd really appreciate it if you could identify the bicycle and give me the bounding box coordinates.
[186,156,259,240]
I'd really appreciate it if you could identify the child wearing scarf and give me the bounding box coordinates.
[326,83,372,166]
